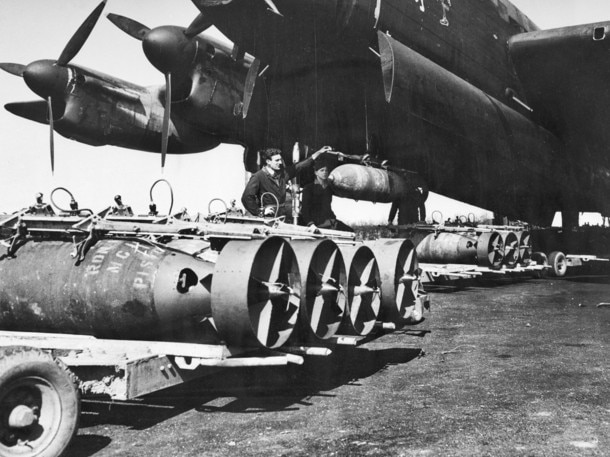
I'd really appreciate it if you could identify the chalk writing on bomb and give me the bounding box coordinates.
[83,241,165,287]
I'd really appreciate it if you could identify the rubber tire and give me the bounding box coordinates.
[0,346,80,457]
[548,251,568,277]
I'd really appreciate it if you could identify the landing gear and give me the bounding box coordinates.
[0,346,79,457]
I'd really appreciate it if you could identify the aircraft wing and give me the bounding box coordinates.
[509,22,610,154]
[508,22,610,211]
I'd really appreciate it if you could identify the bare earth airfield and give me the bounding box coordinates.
[67,273,609,457]
[1,1,610,456]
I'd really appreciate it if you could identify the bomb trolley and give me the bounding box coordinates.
[0,206,429,457]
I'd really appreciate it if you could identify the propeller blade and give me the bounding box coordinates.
[47,97,55,174]
[0,63,26,77]
[161,72,172,170]
[184,13,213,38]
[242,58,260,119]
[263,0,283,16]
[57,1,107,66]
[5,101,49,124]
[106,13,151,41]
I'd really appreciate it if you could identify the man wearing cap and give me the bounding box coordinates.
[301,159,352,232]
[241,145,332,220]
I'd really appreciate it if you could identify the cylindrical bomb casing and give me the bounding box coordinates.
[415,231,504,269]
[328,164,423,203]
[0,239,214,341]
[416,232,478,264]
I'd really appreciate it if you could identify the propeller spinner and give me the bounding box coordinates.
[0,1,107,174]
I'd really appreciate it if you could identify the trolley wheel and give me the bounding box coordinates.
[548,251,568,277]
[0,346,80,457]
[530,252,548,278]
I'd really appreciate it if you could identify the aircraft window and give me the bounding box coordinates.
[593,27,606,41]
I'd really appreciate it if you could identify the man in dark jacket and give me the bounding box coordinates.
[301,159,352,232]
[241,146,331,220]
[388,186,427,226]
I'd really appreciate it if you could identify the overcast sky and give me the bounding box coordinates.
[0,1,609,222]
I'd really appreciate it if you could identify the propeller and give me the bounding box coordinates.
[108,13,207,170]
[0,1,107,173]
[108,10,264,167]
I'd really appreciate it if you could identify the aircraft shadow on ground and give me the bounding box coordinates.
[76,346,422,435]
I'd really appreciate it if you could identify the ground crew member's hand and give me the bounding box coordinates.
[312,146,333,160]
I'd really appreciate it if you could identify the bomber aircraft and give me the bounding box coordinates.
[1,0,610,227]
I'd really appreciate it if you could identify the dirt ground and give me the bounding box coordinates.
[66,272,609,457]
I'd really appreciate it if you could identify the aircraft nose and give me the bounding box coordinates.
[143,26,198,75]
[23,60,71,99]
